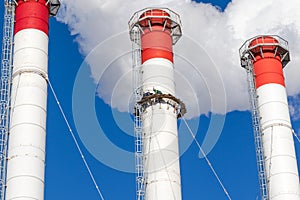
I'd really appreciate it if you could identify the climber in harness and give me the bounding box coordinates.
[153,88,162,94]
[153,87,164,103]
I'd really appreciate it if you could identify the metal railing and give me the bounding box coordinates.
[239,35,290,68]
[128,7,182,45]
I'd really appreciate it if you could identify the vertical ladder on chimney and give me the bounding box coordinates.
[131,29,145,200]
[246,59,269,200]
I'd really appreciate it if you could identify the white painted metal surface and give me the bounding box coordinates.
[5,29,48,200]
[142,57,181,200]
[257,83,300,200]
[142,58,175,95]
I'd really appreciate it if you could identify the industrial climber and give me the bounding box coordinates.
[153,88,162,94]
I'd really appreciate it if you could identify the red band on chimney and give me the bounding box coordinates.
[249,37,285,88]
[14,0,49,35]
[139,9,173,63]
[141,26,173,63]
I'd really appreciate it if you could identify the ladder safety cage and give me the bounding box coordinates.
[130,27,145,200]
[0,1,15,200]
[239,43,269,200]
[246,62,269,200]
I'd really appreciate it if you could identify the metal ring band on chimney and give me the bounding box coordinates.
[12,68,48,82]
[137,93,186,118]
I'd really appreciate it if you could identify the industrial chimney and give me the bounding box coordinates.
[129,8,186,200]
[240,35,300,200]
[5,1,60,199]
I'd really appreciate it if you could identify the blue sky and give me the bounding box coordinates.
[1,0,300,199]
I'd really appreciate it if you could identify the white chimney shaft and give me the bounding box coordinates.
[5,1,60,199]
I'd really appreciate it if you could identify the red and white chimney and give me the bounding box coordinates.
[5,1,60,199]
[129,8,184,200]
[241,35,300,200]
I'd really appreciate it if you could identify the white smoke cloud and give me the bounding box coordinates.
[56,0,300,118]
